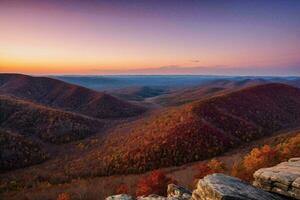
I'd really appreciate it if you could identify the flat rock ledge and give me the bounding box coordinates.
[254,157,300,199]
[191,173,286,200]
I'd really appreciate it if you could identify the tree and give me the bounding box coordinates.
[194,159,226,180]
[231,160,251,181]
[136,170,176,196]
[276,134,300,159]
[57,193,71,200]
[115,183,128,194]
[243,145,279,178]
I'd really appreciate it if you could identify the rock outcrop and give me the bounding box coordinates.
[191,173,285,200]
[254,157,300,199]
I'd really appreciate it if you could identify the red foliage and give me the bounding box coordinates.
[115,183,129,194]
[0,95,103,144]
[100,84,300,176]
[56,193,71,200]
[194,159,226,180]
[135,170,176,196]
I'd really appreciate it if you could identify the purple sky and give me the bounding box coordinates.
[0,0,300,75]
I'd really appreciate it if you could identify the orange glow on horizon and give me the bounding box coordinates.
[1,0,299,75]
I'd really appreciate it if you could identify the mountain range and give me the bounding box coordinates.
[1,73,300,200]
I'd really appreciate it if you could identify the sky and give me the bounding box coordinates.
[0,0,300,75]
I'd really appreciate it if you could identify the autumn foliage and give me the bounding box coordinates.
[98,83,300,176]
[135,170,176,196]
[0,129,48,171]
[0,95,103,144]
[115,183,129,194]
[194,159,226,180]
[56,193,71,200]
[232,134,300,182]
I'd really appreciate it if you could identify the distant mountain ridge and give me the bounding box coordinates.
[0,73,145,119]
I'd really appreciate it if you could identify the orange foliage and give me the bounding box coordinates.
[231,160,250,181]
[244,145,279,173]
[232,134,300,182]
[57,193,71,200]
[276,134,300,159]
[135,170,176,196]
[115,183,129,194]
[194,159,226,179]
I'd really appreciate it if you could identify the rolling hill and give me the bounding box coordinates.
[0,95,104,143]
[1,82,300,196]
[88,83,300,175]
[0,74,145,119]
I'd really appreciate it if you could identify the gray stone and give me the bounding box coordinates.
[192,173,285,200]
[167,184,192,200]
[106,194,136,200]
[253,157,300,199]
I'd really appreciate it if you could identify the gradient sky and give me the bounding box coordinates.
[0,0,300,75]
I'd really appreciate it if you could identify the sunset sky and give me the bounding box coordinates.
[0,0,300,75]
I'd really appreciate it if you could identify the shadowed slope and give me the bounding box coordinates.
[0,74,145,119]
[0,129,48,171]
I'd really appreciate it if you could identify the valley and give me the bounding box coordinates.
[1,74,300,199]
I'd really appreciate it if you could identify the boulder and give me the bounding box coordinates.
[192,173,286,200]
[167,184,192,200]
[106,194,135,200]
[253,157,300,199]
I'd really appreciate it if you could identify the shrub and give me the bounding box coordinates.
[115,183,128,194]
[135,170,176,196]
[232,145,280,182]
[231,160,251,181]
[244,145,279,172]
[57,192,71,200]
[276,134,300,159]
[194,159,226,180]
